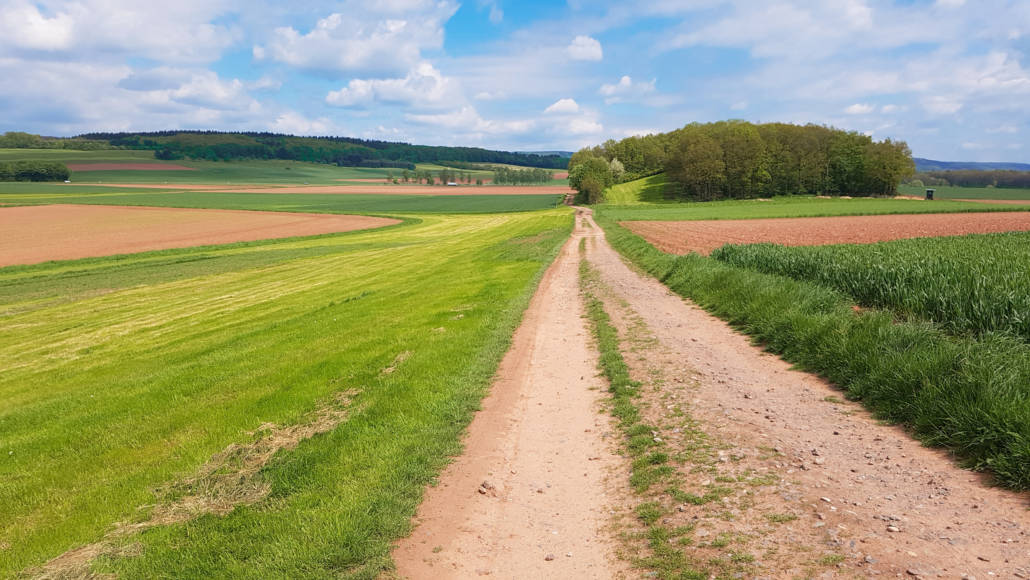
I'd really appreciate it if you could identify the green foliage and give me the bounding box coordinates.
[0,210,572,577]
[603,174,669,204]
[492,166,554,184]
[597,216,1030,491]
[713,232,1030,342]
[0,160,70,182]
[898,183,1030,201]
[917,169,1030,189]
[568,156,614,203]
[74,130,568,169]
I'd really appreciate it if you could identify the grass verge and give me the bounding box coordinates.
[594,215,1030,491]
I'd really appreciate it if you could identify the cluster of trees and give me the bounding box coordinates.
[0,132,113,151]
[568,121,915,202]
[0,161,70,182]
[394,168,481,185]
[492,167,554,185]
[76,131,567,169]
[909,170,1030,189]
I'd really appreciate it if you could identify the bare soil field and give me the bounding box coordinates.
[625,211,1030,255]
[0,204,398,267]
[67,163,195,172]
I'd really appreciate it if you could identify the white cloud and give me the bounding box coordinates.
[881,104,900,113]
[544,98,580,114]
[565,117,603,135]
[599,75,656,104]
[473,90,507,101]
[567,35,603,61]
[271,112,338,135]
[730,101,748,111]
[478,0,504,24]
[406,106,535,136]
[961,141,986,150]
[255,2,459,76]
[325,62,459,108]
[844,103,875,115]
[922,95,964,115]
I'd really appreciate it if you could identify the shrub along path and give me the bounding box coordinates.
[573,208,1028,577]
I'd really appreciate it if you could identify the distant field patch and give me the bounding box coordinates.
[624,212,1030,255]
[0,204,399,266]
[68,163,195,172]
[206,184,573,196]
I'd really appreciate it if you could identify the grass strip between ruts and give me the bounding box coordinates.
[594,215,1030,491]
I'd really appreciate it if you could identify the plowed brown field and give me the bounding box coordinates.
[624,212,1030,255]
[0,204,399,267]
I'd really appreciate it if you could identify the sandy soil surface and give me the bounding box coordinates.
[583,210,1030,576]
[392,218,627,579]
[625,212,1030,255]
[67,163,195,172]
[206,185,573,195]
[0,204,398,267]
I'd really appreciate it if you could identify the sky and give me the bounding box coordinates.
[1,0,1028,162]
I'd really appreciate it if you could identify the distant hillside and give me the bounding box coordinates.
[520,150,573,158]
[51,131,569,170]
[915,157,1030,172]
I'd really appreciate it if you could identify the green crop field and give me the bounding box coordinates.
[713,233,1030,342]
[0,188,564,214]
[899,183,1030,201]
[0,209,572,578]
[595,208,1030,491]
[597,195,1026,222]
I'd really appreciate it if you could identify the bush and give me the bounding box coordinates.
[0,161,71,182]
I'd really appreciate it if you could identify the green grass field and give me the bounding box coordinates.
[0,209,572,578]
[597,195,1026,222]
[899,183,1030,201]
[603,174,669,204]
[0,188,564,214]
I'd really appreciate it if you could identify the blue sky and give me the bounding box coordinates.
[1,0,1028,161]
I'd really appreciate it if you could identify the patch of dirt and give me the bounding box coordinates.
[27,391,363,580]
[624,211,1030,255]
[585,210,1030,577]
[391,218,628,578]
[67,164,195,172]
[0,204,399,267]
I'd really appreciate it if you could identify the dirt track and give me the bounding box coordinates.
[394,209,1030,577]
[393,217,627,579]
[0,204,398,267]
[625,211,1030,255]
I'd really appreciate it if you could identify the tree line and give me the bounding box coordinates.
[568,120,915,203]
[492,167,554,185]
[75,131,568,169]
[908,170,1030,189]
[0,161,70,182]
[0,132,114,151]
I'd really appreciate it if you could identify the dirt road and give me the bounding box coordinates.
[394,209,1030,578]
[392,216,627,578]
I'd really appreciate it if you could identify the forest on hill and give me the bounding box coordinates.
[0,131,568,170]
[568,121,915,202]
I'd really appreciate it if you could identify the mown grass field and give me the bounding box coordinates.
[899,183,1030,201]
[595,206,1030,491]
[0,209,572,578]
[0,188,564,214]
[599,195,1027,222]
[713,233,1030,342]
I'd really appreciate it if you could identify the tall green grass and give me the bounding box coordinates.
[0,211,571,577]
[713,232,1030,342]
[899,183,1030,201]
[595,215,1030,491]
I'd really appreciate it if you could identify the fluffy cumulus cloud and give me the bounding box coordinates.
[599,76,655,104]
[254,1,459,76]
[325,62,459,109]
[566,35,603,61]
[844,103,875,115]
[544,98,580,114]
